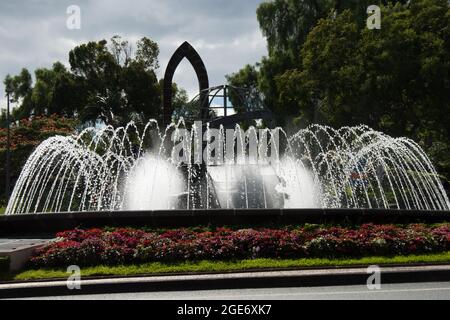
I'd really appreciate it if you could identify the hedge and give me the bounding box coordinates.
[0,256,10,273]
[29,224,450,268]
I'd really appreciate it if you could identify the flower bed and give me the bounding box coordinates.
[29,224,450,268]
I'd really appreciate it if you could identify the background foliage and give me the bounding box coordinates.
[1,0,449,204]
[227,0,450,186]
[1,36,187,128]
[0,115,78,204]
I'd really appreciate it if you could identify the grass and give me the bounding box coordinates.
[0,207,6,215]
[2,251,450,282]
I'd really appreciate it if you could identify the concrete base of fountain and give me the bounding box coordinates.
[1,209,449,236]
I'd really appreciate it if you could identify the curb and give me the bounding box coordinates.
[1,265,450,299]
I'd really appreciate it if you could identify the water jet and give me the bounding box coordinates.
[1,42,449,235]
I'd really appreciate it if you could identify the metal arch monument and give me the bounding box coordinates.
[163,41,209,125]
[162,41,273,127]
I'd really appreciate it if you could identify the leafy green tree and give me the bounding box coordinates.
[69,36,161,126]
[257,0,333,59]
[135,37,160,70]
[31,62,79,117]
[51,68,84,118]
[122,60,161,124]
[257,0,408,58]
[279,10,362,126]
[2,64,84,122]
[228,0,449,182]
[293,0,450,131]
[3,36,164,128]
[234,0,410,125]
[254,0,334,123]
[226,64,260,113]
[281,0,450,179]
[171,85,225,125]
[3,69,33,120]
[69,38,124,126]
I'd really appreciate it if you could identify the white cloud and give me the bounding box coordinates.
[0,0,267,111]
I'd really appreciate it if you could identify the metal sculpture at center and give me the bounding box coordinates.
[163,41,209,125]
[163,42,272,127]
[190,85,273,128]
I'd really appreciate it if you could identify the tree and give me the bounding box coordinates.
[31,62,80,117]
[228,0,449,183]
[284,0,450,179]
[293,0,450,132]
[254,0,334,123]
[257,0,333,59]
[69,36,162,126]
[235,0,410,125]
[135,37,160,70]
[278,10,362,127]
[3,69,33,120]
[170,82,195,123]
[2,35,190,129]
[226,64,260,114]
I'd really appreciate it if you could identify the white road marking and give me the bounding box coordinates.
[164,286,450,300]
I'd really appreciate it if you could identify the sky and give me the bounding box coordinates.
[0,0,267,112]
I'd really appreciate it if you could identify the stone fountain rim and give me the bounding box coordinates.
[1,208,449,236]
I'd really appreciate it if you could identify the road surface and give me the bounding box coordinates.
[11,281,450,300]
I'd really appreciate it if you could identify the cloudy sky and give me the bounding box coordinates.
[0,0,267,111]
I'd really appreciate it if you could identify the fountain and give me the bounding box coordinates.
[4,121,449,215]
[1,42,449,235]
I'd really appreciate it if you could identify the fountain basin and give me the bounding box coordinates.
[1,208,449,236]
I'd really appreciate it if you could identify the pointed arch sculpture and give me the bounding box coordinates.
[163,41,209,124]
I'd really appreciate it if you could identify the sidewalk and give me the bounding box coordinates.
[1,265,450,299]
[0,238,52,271]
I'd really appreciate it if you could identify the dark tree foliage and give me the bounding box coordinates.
[232,0,410,124]
[68,36,161,126]
[226,64,260,114]
[0,115,78,204]
[2,36,164,128]
[228,0,450,183]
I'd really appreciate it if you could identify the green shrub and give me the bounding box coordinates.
[0,256,10,273]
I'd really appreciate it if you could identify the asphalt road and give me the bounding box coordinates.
[13,281,450,300]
